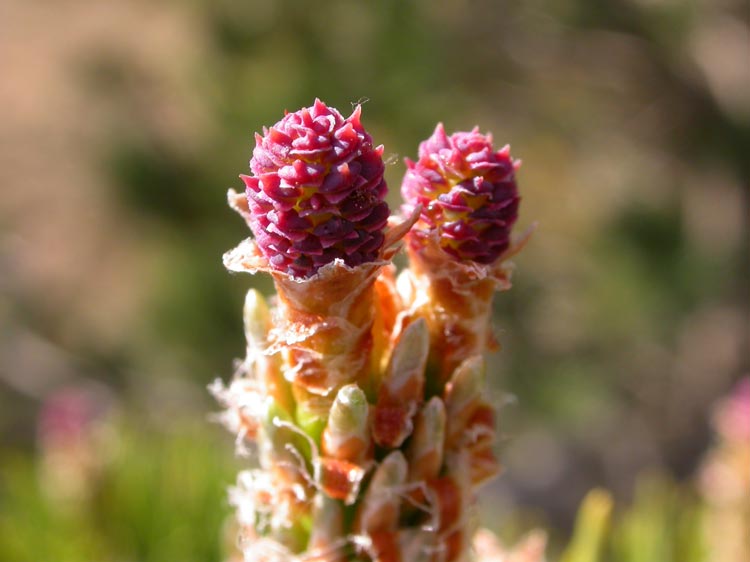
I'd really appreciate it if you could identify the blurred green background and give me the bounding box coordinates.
[1,0,748,560]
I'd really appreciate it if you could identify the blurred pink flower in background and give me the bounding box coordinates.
[698,377,750,562]
[37,385,115,508]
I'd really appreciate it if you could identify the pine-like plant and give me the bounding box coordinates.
[213,100,534,562]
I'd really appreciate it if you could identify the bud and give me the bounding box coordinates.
[373,318,429,448]
[443,356,485,444]
[243,288,271,352]
[308,493,345,561]
[243,289,293,415]
[407,396,446,484]
[354,451,408,544]
[242,99,389,279]
[423,451,473,561]
[322,384,371,464]
[405,396,447,511]
[402,123,520,264]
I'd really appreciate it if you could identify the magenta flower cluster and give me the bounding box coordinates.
[401,124,520,263]
[242,99,389,278]
[243,101,520,276]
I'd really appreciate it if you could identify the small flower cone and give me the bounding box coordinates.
[399,124,532,387]
[393,124,532,561]
[225,189,417,437]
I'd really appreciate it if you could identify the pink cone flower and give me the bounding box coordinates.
[402,123,520,263]
[242,99,389,278]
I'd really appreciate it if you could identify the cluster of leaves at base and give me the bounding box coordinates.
[0,429,708,562]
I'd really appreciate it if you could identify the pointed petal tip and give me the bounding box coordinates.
[313,97,329,115]
[349,103,362,123]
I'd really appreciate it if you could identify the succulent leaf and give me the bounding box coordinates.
[322,384,371,464]
[373,318,429,448]
[407,396,447,484]
[243,288,271,351]
[317,456,366,505]
[308,493,346,560]
[354,451,408,537]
